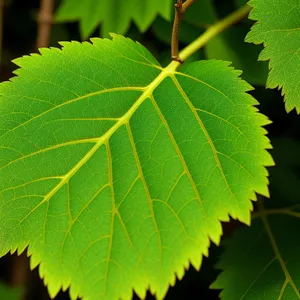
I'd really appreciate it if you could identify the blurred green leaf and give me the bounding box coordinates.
[212,204,300,299]
[0,282,23,300]
[184,0,217,27]
[55,0,172,38]
[205,26,268,85]
[247,0,300,112]
[234,0,249,8]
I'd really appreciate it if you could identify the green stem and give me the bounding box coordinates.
[170,4,251,68]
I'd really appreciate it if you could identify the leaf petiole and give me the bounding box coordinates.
[171,0,195,63]
[178,4,251,63]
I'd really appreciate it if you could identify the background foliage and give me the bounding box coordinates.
[1,0,300,299]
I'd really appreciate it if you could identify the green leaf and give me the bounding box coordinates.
[212,138,300,299]
[0,282,23,300]
[55,0,172,38]
[211,202,300,299]
[205,26,268,85]
[246,0,300,112]
[0,35,273,300]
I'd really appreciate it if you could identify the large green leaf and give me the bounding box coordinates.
[0,35,273,300]
[55,0,172,38]
[246,0,300,112]
[212,201,300,299]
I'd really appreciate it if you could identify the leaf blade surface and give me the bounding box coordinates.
[0,35,272,300]
[247,0,300,112]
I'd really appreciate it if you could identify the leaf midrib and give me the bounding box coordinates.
[17,61,180,221]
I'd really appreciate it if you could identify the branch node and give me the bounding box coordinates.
[171,56,184,64]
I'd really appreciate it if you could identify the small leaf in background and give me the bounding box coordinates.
[131,0,172,33]
[55,0,172,38]
[0,282,23,300]
[0,35,273,300]
[205,26,268,85]
[247,0,300,112]
[211,203,300,299]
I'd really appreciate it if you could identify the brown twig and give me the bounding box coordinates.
[171,0,195,63]
[11,253,29,300]
[36,0,54,49]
